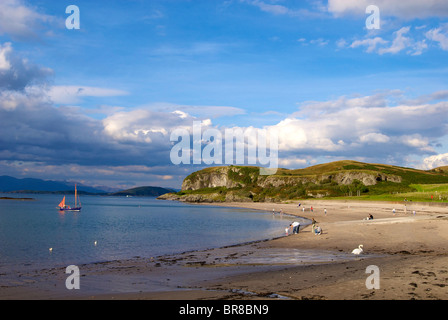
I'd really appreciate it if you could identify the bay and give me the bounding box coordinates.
[0,193,302,274]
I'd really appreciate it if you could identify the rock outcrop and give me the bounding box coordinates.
[157,159,448,203]
[180,166,401,191]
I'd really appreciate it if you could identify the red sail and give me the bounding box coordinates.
[58,196,66,208]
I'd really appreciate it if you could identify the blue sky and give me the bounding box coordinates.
[1,0,448,189]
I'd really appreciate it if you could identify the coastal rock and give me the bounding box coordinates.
[181,167,242,190]
[181,166,402,190]
[159,160,437,203]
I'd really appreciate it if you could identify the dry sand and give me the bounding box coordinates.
[1,200,448,300]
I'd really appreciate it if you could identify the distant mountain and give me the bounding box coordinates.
[0,175,108,194]
[109,186,176,197]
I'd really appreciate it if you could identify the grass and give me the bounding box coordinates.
[180,161,448,203]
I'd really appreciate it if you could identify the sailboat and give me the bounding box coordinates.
[58,184,82,212]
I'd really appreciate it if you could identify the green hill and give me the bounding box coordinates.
[158,160,448,203]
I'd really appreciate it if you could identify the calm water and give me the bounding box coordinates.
[0,194,304,274]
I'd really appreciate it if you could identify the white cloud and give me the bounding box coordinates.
[377,26,427,56]
[241,0,326,18]
[310,38,329,46]
[263,92,448,167]
[350,37,388,53]
[250,0,290,15]
[173,105,246,119]
[0,42,53,90]
[0,0,56,41]
[421,153,448,170]
[48,85,129,104]
[278,157,308,168]
[349,27,428,56]
[102,108,205,143]
[426,24,448,51]
[359,133,390,144]
[0,43,12,70]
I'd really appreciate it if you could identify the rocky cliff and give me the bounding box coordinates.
[158,160,448,203]
[181,165,402,191]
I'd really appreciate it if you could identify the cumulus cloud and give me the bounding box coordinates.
[1,37,448,187]
[102,108,202,144]
[421,153,448,170]
[0,42,53,91]
[0,0,57,41]
[263,92,448,167]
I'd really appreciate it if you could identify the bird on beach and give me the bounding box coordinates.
[352,244,364,255]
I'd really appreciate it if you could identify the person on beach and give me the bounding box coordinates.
[324,208,327,215]
[314,225,322,235]
[292,221,300,234]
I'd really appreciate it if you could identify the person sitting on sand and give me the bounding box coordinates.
[314,225,322,235]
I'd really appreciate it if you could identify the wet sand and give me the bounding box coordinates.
[1,200,448,300]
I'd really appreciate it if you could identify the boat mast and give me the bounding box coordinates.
[75,184,77,208]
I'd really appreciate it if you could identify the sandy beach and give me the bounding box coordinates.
[1,199,448,300]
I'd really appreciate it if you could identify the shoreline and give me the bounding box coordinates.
[0,196,35,201]
[1,199,448,300]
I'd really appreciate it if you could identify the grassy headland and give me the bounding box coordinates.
[159,160,448,203]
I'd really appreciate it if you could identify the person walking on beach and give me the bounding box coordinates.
[324,208,327,215]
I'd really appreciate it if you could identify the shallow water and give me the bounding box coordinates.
[0,194,308,275]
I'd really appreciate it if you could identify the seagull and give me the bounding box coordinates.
[352,244,364,255]
[49,248,53,253]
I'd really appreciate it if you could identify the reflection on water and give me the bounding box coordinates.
[0,194,306,274]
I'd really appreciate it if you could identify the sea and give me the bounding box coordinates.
[0,193,307,274]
